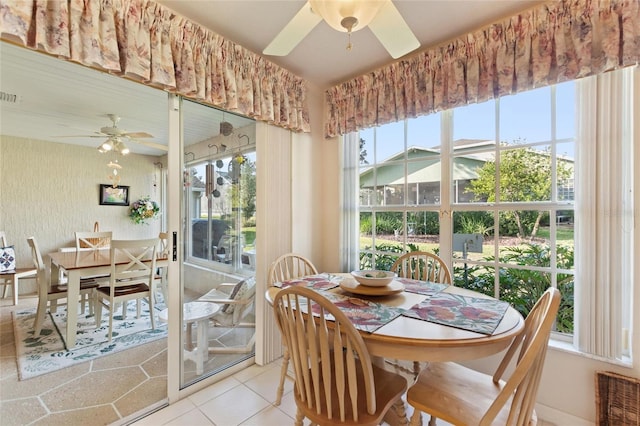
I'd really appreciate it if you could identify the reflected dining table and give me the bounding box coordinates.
[49,248,168,348]
[266,273,525,425]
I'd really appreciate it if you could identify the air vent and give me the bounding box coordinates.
[0,91,19,104]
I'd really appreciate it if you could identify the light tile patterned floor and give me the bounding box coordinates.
[134,360,451,426]
[3,294,556,426]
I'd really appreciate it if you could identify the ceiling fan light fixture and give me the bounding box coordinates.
[309,0,385,33]
[99,140,114,152]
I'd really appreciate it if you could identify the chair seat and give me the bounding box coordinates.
[0,267,37,278]
[299,361,408,426]
[51,279,99,295]
[407,362,536,426]
[210,310,234,327]
[97,283,150,297]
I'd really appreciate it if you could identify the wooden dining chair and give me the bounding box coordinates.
[390,251,452,284]
[153,232,170,304]
[0,231,37,305]
[28,237,99,336]
[75,231,112,251]
[406,287,561,426]
[94,238,158,341]
[74,231,114,283]
[273,286,408,426]
[390,250,452,378]
[268,253,319,406]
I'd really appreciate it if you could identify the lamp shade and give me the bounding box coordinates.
[309,0,386,33]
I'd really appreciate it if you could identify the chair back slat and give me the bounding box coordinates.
[268,253,318,286]
[274,286,377,423]
[481,287,560,425]
[390,251,452,284]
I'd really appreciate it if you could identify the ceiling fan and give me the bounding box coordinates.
[58,113,168,154]
[263,0,420,59]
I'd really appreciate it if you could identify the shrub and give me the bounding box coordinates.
[454,242,574,333]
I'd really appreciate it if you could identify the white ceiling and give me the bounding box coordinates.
[0,0,540,156]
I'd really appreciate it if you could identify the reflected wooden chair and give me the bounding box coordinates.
[390,251,452,378]
[94,238,158,342]
[0,231,37,305]
[268,253,319,406]
[28,237,98,336]
[273,286,408,426]
[390,251,452,284]
[406,287,561,426]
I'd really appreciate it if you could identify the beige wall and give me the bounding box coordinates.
[0,136,163,292]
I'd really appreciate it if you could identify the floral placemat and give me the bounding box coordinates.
[397,278,448,296]
[274,273,341,291]
[402,292,510,335]
[300,292,403,333]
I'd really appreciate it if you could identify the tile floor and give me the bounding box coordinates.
[3,294,557,426]
[0,293,168,426]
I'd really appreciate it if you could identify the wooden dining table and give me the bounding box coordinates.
[49,248,168,348]
[266,274,525,425]
[266,274,524,363]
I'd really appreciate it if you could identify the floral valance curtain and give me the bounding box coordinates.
[0,0,310,133]
[325,0,639,138]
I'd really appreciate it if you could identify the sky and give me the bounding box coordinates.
[360,80,576,163]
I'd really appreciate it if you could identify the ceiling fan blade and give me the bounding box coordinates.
[53,134,104,138]
[263,1,322,56]
[369,1,420,59]
[123,131,154,139]
[130,139,168,152]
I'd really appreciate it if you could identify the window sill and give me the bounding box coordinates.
[548,337,632,368]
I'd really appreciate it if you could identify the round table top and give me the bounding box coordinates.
[158,301,220,323]
[266,281,524,363]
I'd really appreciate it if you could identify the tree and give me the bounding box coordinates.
[468,144,572,239]
[240,157,256,223]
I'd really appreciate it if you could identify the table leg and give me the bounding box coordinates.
[375,355,410,426]
[65,270,81,348]
[195,318,209,375]
[50,260,61,286]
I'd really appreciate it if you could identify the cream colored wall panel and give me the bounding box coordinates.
[254,121,291,364]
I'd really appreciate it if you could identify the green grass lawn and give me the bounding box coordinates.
[361,226,574,258]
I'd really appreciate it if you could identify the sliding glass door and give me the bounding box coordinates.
[178,99,257,388]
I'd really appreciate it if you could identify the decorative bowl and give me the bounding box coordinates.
[350,270,397,287]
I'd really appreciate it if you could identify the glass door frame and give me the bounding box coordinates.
[165,95,255,402]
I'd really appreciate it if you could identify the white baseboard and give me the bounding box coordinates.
[536,403,594,426]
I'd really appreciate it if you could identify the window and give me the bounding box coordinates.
[185,152,256,272]
[354,67,635,361]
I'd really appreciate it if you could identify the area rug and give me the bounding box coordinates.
[13,300,167,380]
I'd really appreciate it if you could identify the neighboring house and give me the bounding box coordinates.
[360,139,575,206]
